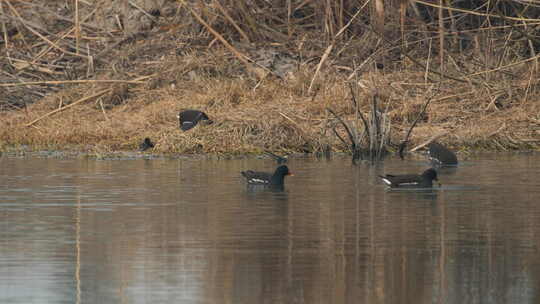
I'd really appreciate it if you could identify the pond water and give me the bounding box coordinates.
[0,153,539,304]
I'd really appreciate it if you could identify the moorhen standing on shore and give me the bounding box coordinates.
[177,109,213,131]
[139,137,155,151]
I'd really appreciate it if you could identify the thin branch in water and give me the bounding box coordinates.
[398,92,436,159]
[327,107,357,150]
[333,127,350,151]
[348,82,370,144]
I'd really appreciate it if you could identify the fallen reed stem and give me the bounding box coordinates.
[25,89,111,127]
[0,79,146,87]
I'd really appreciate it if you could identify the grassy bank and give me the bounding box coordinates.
[1,1,539,155]
[1,62,538,155]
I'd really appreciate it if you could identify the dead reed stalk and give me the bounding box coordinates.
[328,85,391,164]
[398,90,436,159]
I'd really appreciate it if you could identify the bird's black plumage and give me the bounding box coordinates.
[177,109,213,131]
[139,137,155,151]
[427,141,458,166]
[241,165,293,188]
[379,168,439,188]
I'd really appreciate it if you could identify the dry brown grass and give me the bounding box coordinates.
[1,55,539,155]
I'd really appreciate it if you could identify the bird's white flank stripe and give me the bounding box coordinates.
[250,178,268,184]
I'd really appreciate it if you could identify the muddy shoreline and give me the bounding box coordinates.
[1,146,537,163]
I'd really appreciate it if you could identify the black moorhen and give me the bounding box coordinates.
[177,109,213,131]
[139,137,155,151]
[379,168,439,188]
[241,165,293,188]
[427,141,458,166]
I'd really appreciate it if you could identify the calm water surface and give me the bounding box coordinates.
[1,153,539,304]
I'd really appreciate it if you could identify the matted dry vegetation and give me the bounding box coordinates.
[1,0,539,155]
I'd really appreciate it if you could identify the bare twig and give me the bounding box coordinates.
[278,112,310,140]
[86,43,94,77]
[25,6,99,71]
[327,108,357,150]
[75,0,80,55]
[398,93,436,159]
[346,41,384,80]
[181,1,264,77]
[348,83,370,143]
[409,132,449,152]
[371,95,380,146]
[98,98,109,121]
[5,1,88,59]
[308,2,369,94]
[308,44,333,95]
[213,0,250,42]
[370,31,464,83]
[128,0,158,22]
[332,127,349,149]
[425,38,433,83]
[23,1,102,31]
[415,0,539,22]
[438,0,444,71]
[0,1,9,58]
[25,89,111,127]
[486,123,507,138]
[11,59,63,75]
[0,79,146,87]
